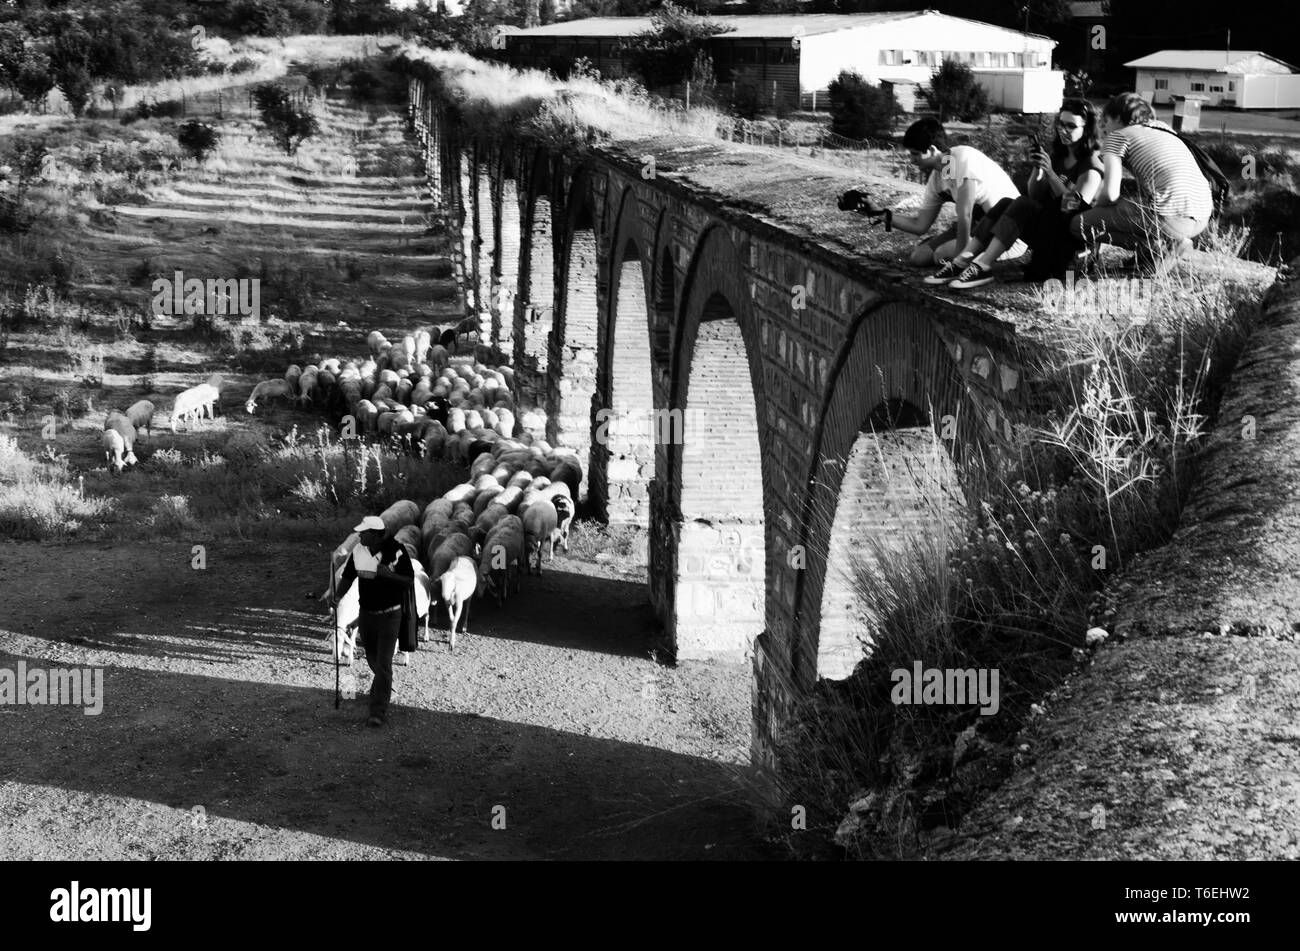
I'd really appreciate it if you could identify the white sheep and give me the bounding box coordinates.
[102,428,130,473]
[171,385,214,432]
[245,379,295,414]
[438,556,477,648]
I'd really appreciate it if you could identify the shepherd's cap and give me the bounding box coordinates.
[353,516,385,533]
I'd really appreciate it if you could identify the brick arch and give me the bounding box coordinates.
[657,224,769,661]
[546,165,603,501]
[789,300,986,687]
[592,187,656,526]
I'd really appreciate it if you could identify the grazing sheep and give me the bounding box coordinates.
[125,400,154,437]
[285,364,302,393]
[297,368,318,407]
[170,386,212,432]
[245,379,294,414]
[102,428,129,473]
[476,515,524,607]
[367,330,388,356]
[103,412,139,466]
[521,497,558,574]
[439,556,477,646]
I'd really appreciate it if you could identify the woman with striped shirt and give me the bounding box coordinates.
[1068,92,1213,272]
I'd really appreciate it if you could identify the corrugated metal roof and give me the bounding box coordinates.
[1067,1,1107,17]
[1124,50,1298,73]
[508,12,1052,41]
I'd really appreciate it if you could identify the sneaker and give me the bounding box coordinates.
[923,258,968,284]
[948,261,996,289]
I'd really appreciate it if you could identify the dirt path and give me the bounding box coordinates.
[0,539,773,860]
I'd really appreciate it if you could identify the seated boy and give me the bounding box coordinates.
[842,118,1023,268]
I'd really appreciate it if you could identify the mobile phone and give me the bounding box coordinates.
[1028,132,1042,153]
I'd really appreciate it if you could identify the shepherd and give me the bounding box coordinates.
[330,515,417,727]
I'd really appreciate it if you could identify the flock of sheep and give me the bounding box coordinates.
[101,374,225,473]
[324,442,578,661]
[98,318,583,655]
[237,325,581,656]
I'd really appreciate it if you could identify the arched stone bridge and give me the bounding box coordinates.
[407,76,1038,770]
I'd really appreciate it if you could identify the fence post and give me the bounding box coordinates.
[812,89,817,112]
[685,81,690,110]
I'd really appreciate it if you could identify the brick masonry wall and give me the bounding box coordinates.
[590,256,655,527]
[516,195,554,407]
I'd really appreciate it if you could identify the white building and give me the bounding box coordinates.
[1127,50,1300,109]
[506,11,1064,113]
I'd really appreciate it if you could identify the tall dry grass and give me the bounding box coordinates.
[398,45,726,147]
[0,435,115,540]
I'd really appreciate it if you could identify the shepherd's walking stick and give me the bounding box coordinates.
[331,560,340,710]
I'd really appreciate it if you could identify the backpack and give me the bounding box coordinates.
[1150,123,1231,216]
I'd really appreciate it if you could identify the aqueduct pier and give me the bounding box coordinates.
[406,74,1042,771]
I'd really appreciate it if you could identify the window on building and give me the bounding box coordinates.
[1191,81,1206,91]
[901,49,914,64]
[1155,78,1169,89]
[1210,84,1223,92]
[878,49,894,66]
[1228,80,1236,91]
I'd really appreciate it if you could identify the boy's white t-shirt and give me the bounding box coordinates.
[916,145,1020,218]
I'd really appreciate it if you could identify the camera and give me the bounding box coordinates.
[837,188,885,217]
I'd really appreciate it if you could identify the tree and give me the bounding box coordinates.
[252,84,319,156]
[827,70,900,139]
[177,120,222,164]
[923,58,992,122]
[538,0,558,23]
[620,1,733,90]
[14,48,53,112]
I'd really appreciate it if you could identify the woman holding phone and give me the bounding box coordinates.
[925,98,1104,288]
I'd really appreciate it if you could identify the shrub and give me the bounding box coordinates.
[621,1,733,90]
[176,120,222,164]
[923,58,993,122]
[827,70,900,141]
[149,495,198,532]
[228,57,260,75]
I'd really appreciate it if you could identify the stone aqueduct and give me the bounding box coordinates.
[407,76,1033,767]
